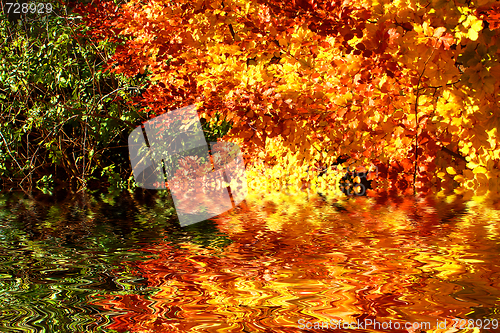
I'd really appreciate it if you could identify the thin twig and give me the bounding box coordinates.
[0,130,23,171]
[413,46,437,195]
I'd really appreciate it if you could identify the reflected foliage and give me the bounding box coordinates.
[0,191,231,332]
[3,193,494,333]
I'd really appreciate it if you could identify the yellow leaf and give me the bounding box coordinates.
[473,166,487,174]
[470,18,483,32]
[467,25,480,41]
[451,117,462,126]
[446,166,456,175]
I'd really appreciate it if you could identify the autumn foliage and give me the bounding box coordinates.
[76,0,500,200]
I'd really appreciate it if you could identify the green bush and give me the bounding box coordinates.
[0,2,148,191]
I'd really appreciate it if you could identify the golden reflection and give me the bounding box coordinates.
[92,196,500,332]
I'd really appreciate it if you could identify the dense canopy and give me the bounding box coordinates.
[76,0,500,200]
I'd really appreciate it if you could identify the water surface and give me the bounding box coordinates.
[0,191,499,332]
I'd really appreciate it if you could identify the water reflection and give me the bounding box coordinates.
[0,192,500,332]
[0,191,230,332]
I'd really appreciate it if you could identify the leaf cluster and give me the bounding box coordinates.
[76,0,500,200]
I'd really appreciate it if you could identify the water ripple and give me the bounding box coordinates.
[1,194,500,332]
